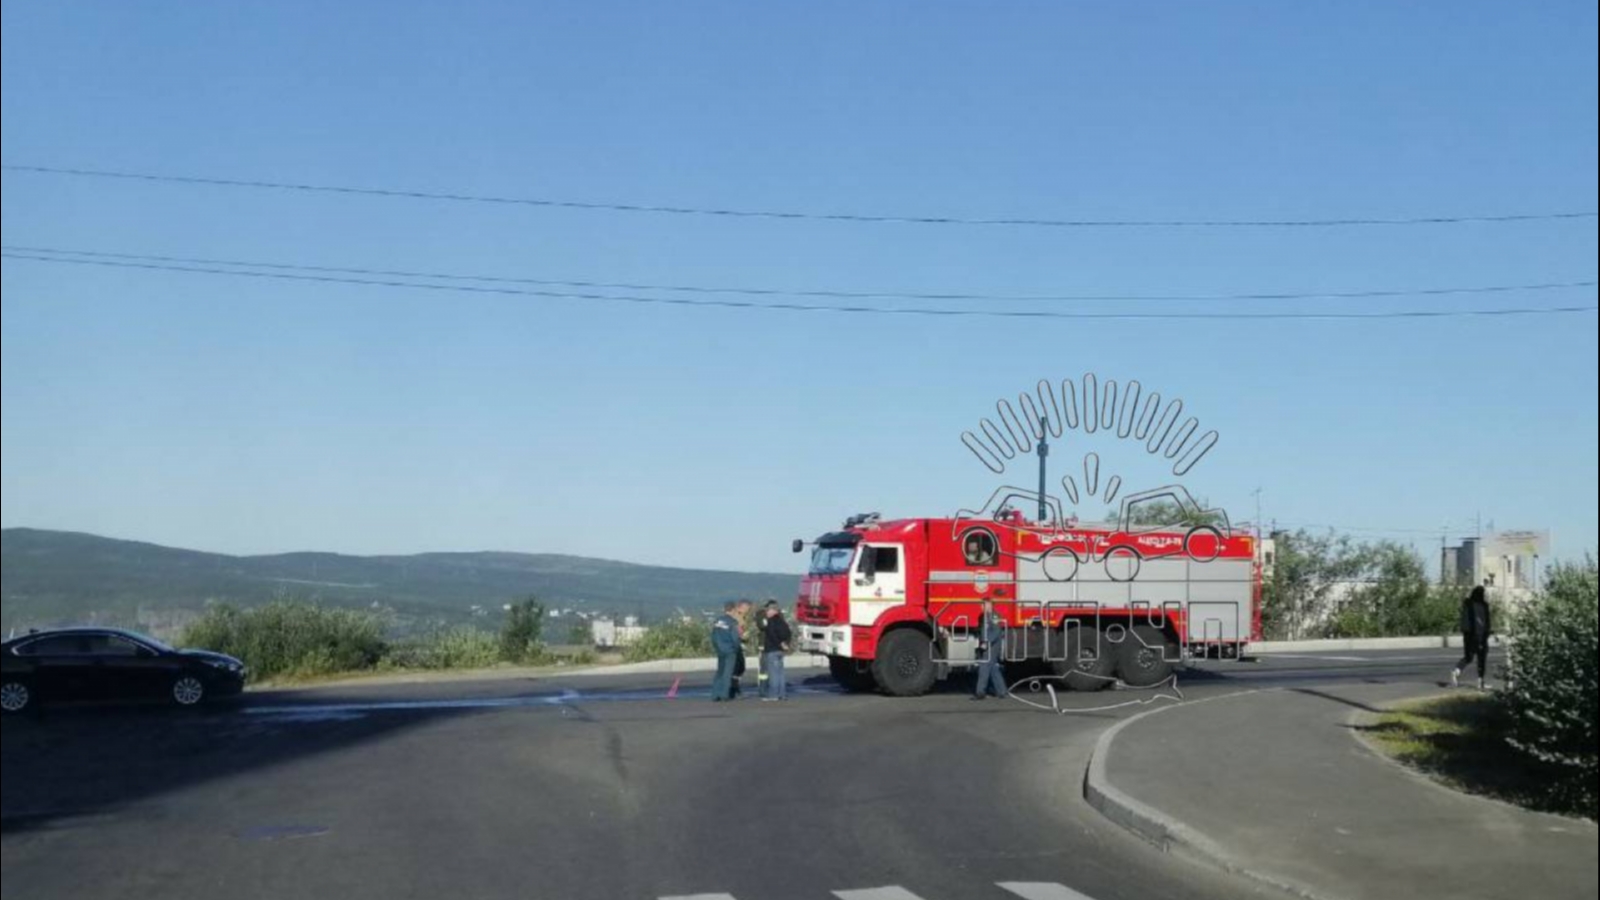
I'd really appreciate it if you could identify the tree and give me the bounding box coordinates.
[1261,530,1367,640]
[1326,543,1458,638]
[499,596,545,663]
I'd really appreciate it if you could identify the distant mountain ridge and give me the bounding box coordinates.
[0,527,798,636]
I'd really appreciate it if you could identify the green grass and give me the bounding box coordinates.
[1361,693,1593,820]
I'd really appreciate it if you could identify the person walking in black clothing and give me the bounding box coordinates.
[759,601,793,701]
[1452,585,1494,690]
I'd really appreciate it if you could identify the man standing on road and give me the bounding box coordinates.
[760,600,793,701]
[972,597,1009,701]
[711,600,742,702]
[752,597,772,697]
[1452,585,1494,690]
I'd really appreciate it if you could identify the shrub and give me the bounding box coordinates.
[1503,559,1599,818]
[499,597,546,664]
[622,618,713,662]
[180,601,388,681]
[388,627,502,670]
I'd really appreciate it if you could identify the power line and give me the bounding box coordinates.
[4,245,1594,305]
[5,251,1596,321]
[5,163,1596,229]
[1272,521,1477,536]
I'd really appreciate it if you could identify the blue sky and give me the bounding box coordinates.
[2,1,1596,573]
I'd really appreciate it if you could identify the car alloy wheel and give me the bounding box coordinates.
[172,676,206,706]
[0,682,29,713]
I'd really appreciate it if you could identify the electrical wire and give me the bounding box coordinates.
[5,163,1595,229]
[5,244,1594,305]
[6,252,1597,320]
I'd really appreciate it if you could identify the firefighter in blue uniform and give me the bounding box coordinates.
[711,600,743,701]
[973,597,1009,700]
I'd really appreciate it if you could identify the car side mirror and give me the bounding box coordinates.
[859,549,877,583]
[791,539,804,554]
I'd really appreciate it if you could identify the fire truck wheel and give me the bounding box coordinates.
[1115,625,1178,687]
[827,656,878,693]
[1052,626,1116,692]
[871,629,938,697]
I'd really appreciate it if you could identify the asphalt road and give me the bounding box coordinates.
[1,649,1468,900]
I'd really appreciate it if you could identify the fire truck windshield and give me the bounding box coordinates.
[808,546,855,575]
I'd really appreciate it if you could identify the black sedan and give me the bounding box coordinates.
[0,627,246,713]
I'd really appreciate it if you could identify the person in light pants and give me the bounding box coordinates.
[759,600,793,701]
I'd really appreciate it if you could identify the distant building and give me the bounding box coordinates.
[1440,530,1549,605]
[590,617,650,649]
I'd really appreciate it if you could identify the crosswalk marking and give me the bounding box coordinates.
[996,882,1098,900]
[832,889,929,900]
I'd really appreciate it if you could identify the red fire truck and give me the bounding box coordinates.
[791,507,1261,696]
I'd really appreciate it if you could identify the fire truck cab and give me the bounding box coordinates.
[792,510,1260,696]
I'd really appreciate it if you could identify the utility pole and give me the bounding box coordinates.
[1036,416,1049,523]
[1251,488,1263,538]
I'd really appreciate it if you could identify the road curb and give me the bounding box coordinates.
[1082,687,1334,900]
[1249,635,1507,654]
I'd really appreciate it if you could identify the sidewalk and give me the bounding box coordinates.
[1085,683,1597,900]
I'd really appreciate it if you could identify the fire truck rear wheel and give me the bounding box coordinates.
[827,656,878,693]
[1052,626,1116,692]
[871,629,938,697]
[1115,624,1178,687]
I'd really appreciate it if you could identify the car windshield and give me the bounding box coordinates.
[809,546,856,575]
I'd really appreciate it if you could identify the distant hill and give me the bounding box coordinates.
[0,528,799,638]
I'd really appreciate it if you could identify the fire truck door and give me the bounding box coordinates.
[854,544,906,605]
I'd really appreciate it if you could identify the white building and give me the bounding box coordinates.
[590,617,650,649]
[1441,530,1549,605]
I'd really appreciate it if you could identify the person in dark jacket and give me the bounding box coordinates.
[729,599,752,699]
[710,601,741,701]
[759,600,793,701]
[1452,585,1494,690]
[972,598,1009,700]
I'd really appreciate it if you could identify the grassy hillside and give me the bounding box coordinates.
[0,528,798,638]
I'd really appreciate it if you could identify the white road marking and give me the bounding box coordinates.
[997,882,1098,900]
[659,894,738,900]
[833,888,930,900]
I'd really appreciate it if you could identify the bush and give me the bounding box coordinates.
[622,618,713,662]
[499,597,546,664]
[1503,559,1599,818]
[388,627,502,670]
[180,601,388,681]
